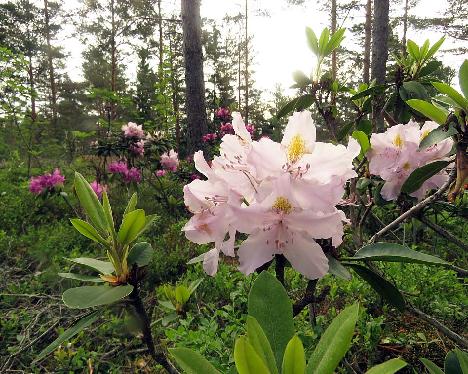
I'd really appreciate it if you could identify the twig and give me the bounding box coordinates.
[130,286,178,374]
[408,305,468,349]
[370,168,456,243]
[417,215,468,252]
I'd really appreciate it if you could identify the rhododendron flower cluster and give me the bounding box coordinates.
[155,169,167,177]
[160,149,179,171]
[368,121,453,201]
[202,133,218,142]
[130,139,145,156]
[90,180,107,199]
[215,107,230,120]
[122,122,145,139]
[220,123,234,135]
[182,111,360,279]
[29,169,65,195]
[108,161,142,184]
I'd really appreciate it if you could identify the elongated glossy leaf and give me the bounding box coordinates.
[276,94,314,119]
[318,28,330,56]
[420,358,445,374]
[102,191,116,237]
[346,264,405,310]
[74,172,108,234]
[406,99,447,124]
[34,311,99,362]
[400,81,429,101]
[407,40,420,60]
[365,358,407,374]
[459,60,468,99]
[445,350,463,374]
[62,284,133,309]
[169,348,221,374]
[58,273,104,282]
[123,192,138,216]
[306,303,359,374]
[127,242,153,267]
[432,82,468,110]
[248,271,294,369]
[454,348,468,373]
[70,219,107,245]
[141,214,157,235]
[282,335,305,374]
[235,336,270,374]
[326,255,352,280]
[69,257,114,275]
[118,209,146,245]
[352,130,370,158]
[419,125,458,150]
[337,121,354,141]
[425,37,445,61]
[419,60,442,78]
[246,316,279,374]
[352,243,448,266]
[292,70,310,87]
[401,160,451,194]
[325,28,345,56]
[305,27,319,56]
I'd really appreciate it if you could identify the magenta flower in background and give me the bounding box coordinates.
[122,122,145,138]
[123,167,142,184]
[220,123,234,135]
[190,173,200,181]
[246,124,255,135]
[90,180,107,199]
[215,107,230,120]
[155,169,167,177]
[29,169,65,195]
[108,161,129,174]
[202,133,218,142]
[161,149,179,171]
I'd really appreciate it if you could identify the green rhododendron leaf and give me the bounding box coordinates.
[365,358,407,374]
[282,335,305,374]
[306,303,359,374]
[127,242,153,267]
[62,284,133,309]
[69,257,114,275]
[169,347,220,374]
[246,316,279,374]
[234,336,271,374]
[118,209,146,245]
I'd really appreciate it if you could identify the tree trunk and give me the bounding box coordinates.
[110,0,117,119]
[244,0,249,125]
[168,31,180,150]
[181,0,208,155]
[43,0,57,127]
[157,0,164,71]
[330,0,337,105]
[371,0,389,131]
[363,0,372,83]
[401,0,409,55]
[27,56,36,176]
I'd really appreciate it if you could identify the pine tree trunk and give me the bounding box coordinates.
[27,56,36,176]
[371,0,389,131]
[363,0,372,83]
[168,31,180,150]
[157,0,164,71]
[244,0,249,125]
[43,0,57,127]
[181,0,207,155]
[401,0,409,55]
[110,0,117,119]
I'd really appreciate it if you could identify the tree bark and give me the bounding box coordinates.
[43,0,57,126]
[181,0,208,155]
[371,0,389,131]
[157,0,164,71]
[27,56,36,176]
[363,0,372,83]
[401,0,409,55]
[110,0,117,120]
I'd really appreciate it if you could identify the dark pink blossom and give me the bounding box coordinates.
[108,161,129,174]
[202,133,218,142]
[155,169,167,177]
[215,107,230,120]
[123,167,142,183]
[29,169,65,195]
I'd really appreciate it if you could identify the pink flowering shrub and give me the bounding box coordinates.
[122,122,145,139]
[160,149,179,171]
[215,107,230,120]
[130,139,145,156]
[108,161,142,184]
[90,180,107,199]
[368,121,453,201]
[155,169,167,177]
[202,133,218,142]
[182,111,360,278]
[29,169,65,195]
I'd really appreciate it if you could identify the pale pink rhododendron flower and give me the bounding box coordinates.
[122,122,144,138]
[182,110,359,279]
[160,149,179,171]
[155,169,167,177]
[130,139,145,156]
[368,121,453,201]
[90,180,107,199]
